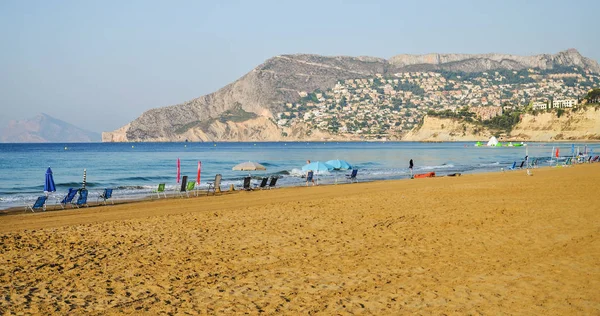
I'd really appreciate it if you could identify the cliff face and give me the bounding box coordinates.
[402,117,491,141]
[103,49,600,142]
[510,108,600,141]
[405,107,600,142]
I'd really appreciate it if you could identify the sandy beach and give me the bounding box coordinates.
[1,164,599,314]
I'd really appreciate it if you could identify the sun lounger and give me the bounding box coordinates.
[243,177,253,191]
[346,169,358,183]
[58,188,78,209]
[179,181,195,198]
[177,176,189,198]
[72,189,89,208]
[255,177,268,189]
[25,196,47,213]
[592,156,599,162]
[267,176,278,189]
[152,183,167,199]
[506,161,517,170]
[97,188,114,205]
[207,174,222,195]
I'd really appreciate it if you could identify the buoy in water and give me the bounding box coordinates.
[64,147,68,150]
[132,145,134,148]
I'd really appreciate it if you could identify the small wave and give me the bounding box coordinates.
[273,170,290,175]
[116,176,164,182]
[479,162,500,167]
[115,185,154,190]
[417,164,455,171]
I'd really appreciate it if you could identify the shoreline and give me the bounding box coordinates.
[1,164,599,313]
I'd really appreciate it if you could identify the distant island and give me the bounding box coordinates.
[101,49,600,142]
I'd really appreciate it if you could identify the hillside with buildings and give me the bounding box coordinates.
[102,49,600,142]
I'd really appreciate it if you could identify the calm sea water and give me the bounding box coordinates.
[0,142,596,210]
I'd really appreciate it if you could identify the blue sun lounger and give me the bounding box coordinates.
[73,189,89,208]
[59,188,78,209]
[97,188,114,205]
[25,196,47,213]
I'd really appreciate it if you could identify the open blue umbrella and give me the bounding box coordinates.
[44,167,56,194]
[302,161,333,173]
[325,159,352,170]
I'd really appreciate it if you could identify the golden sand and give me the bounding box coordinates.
[1,165,599,314]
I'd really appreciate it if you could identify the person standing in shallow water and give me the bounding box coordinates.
[409,159,414,178]
[306,160,315,186]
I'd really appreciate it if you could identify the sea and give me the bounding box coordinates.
[0,141,597,210]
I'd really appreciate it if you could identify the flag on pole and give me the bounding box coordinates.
[555,147,560,158]
[176,158,181,184]
[197,161,202,185]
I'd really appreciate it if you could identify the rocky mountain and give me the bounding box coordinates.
[388,48,600,73]
[1,113,101,143]
[102,49,600,142]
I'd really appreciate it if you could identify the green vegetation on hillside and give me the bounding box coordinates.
[218,103,257,123]
[174,103,257,134]
[427,106,523,133]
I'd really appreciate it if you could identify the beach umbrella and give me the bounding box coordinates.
[44,167,56,195]
[325,159,352,170]
[196,161,202,185]
[301,161,334,174]
[176,158,181,184]
[82,168,87,189]
[232,161,266,171]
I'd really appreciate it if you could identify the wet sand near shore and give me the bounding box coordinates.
[1,165,599,314]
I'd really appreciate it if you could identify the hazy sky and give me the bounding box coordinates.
[1,0,598,133]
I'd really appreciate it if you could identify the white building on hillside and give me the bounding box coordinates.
[552,98,578,109]
[532,101,548,110]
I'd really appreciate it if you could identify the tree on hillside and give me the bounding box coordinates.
[585,88,600,103]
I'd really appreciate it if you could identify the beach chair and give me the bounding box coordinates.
[562,157,572,167]
[593,156,599,162]
[180,181,195,198]
[152,183,167,199]
[243,177,253,191]
[97,188,114,205]
[72,189,89,208]
[267,176,279,189]
[177,176,188,198]
[346,169,358,183]
[58,188,78,209]
[517,161,525,169]
[506,161,517,170]
[207,174,222,195]
[25,196,47,213]
[255,177,268,189]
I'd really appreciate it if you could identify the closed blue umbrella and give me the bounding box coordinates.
[325,159,352,170]
[44,167,56,194]
[302,161,334,174]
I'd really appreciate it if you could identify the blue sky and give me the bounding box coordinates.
[1,0,598,133]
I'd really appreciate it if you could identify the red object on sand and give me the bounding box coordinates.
[414,172,435,178]
[177,158,181,184]
[197,161,202,185]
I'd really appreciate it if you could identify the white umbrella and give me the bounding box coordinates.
[232,161,266,171]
